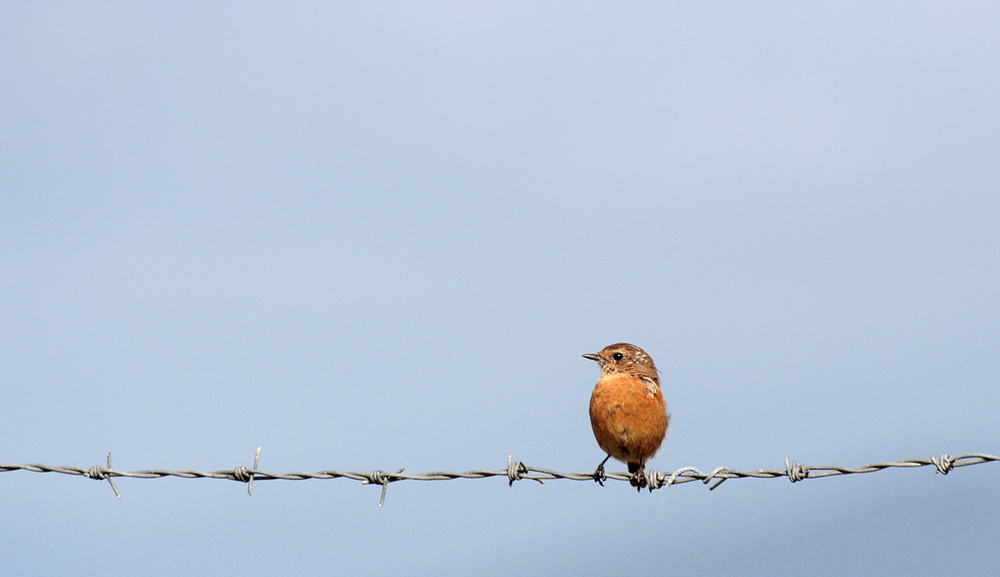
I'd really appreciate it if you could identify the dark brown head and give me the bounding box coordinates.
[582,342,659,380]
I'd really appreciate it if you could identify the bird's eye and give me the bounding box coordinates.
[612,352,624,361]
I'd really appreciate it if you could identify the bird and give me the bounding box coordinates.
[584,343,669,491]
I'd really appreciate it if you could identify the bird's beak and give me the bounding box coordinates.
[582,353,601,362]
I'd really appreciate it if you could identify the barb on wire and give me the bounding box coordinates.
[82,453,121,499]
[2,452,996,505]
[231,447,262,496]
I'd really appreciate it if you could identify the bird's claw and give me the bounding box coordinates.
[630,467,648,492]
[593,462,607,487]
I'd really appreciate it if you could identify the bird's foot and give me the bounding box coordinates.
[593,455,611,486]
[593,462,607,486]
[630,466,647,492]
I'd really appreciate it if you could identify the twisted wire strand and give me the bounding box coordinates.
[2,452,995,505]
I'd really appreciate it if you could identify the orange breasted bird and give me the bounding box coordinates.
[584,343,669,491]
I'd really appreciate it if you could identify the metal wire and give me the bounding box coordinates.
[2,451,996,506]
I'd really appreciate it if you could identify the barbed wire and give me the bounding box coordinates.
[2,451,995,506]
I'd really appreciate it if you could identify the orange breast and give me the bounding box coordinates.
[589,374,668,466]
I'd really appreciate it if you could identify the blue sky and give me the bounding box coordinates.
[2,3,998,575]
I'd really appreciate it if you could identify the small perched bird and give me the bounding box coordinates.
[584,343,669,491]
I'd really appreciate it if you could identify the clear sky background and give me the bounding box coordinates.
[2,3,999,575]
